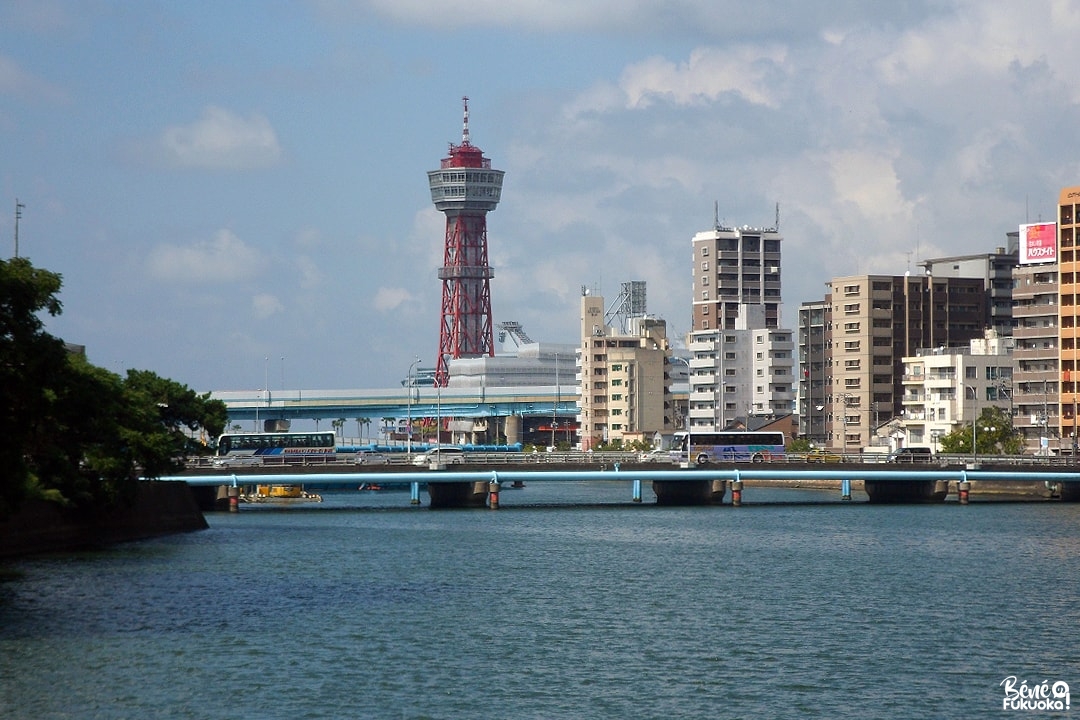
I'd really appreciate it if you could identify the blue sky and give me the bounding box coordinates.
[3,1,1079,393]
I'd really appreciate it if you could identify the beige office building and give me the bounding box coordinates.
[577,292,673,450]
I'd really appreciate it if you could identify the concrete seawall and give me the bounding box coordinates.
[0,481,208,559]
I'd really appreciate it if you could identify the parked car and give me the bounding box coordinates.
[412,447,465,466]
[887,447,934,463]
[638,448,672,462]
[353,451,388,465]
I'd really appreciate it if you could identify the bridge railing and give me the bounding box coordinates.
[182,450,1077,470]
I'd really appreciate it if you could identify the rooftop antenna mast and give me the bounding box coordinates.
[14,198,25,258]
[461,96,470,146]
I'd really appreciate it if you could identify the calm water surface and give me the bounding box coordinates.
[2,483,1079,719]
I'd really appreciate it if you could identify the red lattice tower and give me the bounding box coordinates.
[427,97,504,387]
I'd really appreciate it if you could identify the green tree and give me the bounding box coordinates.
[355,417,371,443]
[0,258,68,515]
[0,257,228,516]
[938,406,1022,455]
[787,438,813,453]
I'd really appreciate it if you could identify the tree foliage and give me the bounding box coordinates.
[0,257,227,518]
[938,406,1022,455]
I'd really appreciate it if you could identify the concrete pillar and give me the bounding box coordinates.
[731,480,743,507]
[504,415,522,446]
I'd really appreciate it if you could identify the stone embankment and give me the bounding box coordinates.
[0,481,207,559]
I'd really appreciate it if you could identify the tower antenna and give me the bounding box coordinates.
[14,198,25,258]
[461,95,470,146]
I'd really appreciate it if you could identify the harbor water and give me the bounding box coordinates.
[2,483,1079,718]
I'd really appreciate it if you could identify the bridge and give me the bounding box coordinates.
[159,462,1080,509]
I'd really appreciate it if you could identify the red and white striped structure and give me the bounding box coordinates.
[427,97,504,386]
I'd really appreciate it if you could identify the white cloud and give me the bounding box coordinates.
[373,287,414,312]
[618,45,788,110]
[564,45,788,117]
[0,53,66,102]
[252,293,284,318]
[159,106,282,170]
[147,229,265,283]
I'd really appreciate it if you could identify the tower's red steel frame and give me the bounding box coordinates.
[428,98,504,387]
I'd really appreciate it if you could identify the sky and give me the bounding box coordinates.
[3,0,1080,394]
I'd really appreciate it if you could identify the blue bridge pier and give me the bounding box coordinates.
[159,467,1080,509]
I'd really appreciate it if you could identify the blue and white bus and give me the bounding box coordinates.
[215,431,337,465]
[672,431,785,464]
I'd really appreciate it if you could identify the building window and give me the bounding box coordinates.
[701,261,709,271]
[701,246,709,257]
[702,290,709,300]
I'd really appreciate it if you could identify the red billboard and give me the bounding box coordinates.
[1019,222,1057,264]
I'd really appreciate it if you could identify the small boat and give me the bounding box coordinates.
[257,484,304,499]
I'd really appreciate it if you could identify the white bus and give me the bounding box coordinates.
[672,431,785,464]
[214,431,337,465]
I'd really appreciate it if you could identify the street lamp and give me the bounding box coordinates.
[982,425,997,458]
[673,355,693,466]
[965,384,977,462]
[406,356,420,456]
[836,392,855,459]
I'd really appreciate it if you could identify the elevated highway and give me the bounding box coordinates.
[211,384,582,425]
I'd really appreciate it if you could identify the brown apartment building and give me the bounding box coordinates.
[801,273,986,451]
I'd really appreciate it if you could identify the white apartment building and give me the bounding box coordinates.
[899,330,1015,451]
[686,305,795,430]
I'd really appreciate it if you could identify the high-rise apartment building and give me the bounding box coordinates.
[1058,186,1080,452]
[1013,251,1059,453]
[797,300,830,444]
[687,216,791,429]
[686,309,795,431]
[805,273,986,450]
[691,222,782,331]
[919,245,1018,338]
